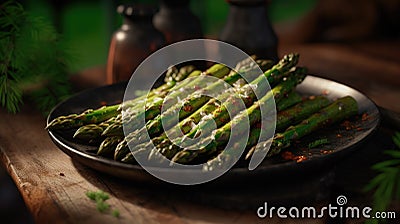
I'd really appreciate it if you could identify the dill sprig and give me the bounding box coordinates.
[0,1,71,114]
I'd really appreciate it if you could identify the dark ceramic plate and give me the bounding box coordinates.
[47,76,380,185]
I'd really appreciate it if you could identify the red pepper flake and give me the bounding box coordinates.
[100,101,107,106]
[182,105,193,112]
[281,151,307,163]
[295,156,307,163]
[356,127,363,131]
[320,150,333,155]
[341,120,353,130]
[336,134,343,138]
[361,113,369,121]
[282,151,295,160]
[322,90,330,95]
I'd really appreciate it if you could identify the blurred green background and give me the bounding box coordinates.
[24,0,316,73]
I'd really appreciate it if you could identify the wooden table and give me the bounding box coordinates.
[1,42,399,223]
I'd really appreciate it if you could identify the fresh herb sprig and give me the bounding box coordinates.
[0,1,71,114]
[365,132,400,223]
[86,190,120,218]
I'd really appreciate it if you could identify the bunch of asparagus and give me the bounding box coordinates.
[46,54,358,169]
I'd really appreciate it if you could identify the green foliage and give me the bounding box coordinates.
[96,199,110,213]
[112,209,120,218]
[308,138,329,149]
[0,1,71,114]
[86,190,120,218]
[86,190,110,202]
[365,132,400,223]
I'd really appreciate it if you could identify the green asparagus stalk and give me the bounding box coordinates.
[46,65,195,130]
[276,96,330,132]
[128,68,306,163]
[246,96,358,159]
[171,71,306,164]
[73,115,120,141]
[276,91,302,111]
[203,125,262,171]
[121,87,304,164]
[123,70,306,164]
[97,136,123,157]
[115,59,274,161]
[46,105,120,131]
[204,95,330,170]
[102,63,231,136]
[105,59,275,137]
[69,67,201,139]
[114,137,130,161]
[123,54,298,148]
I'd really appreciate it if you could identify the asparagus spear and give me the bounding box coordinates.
[203,126,262,171]
[46,105,120,131]
[105,59,276,137]
[276,96,330,132]
[122,70,305,164]
[171,71,307,164]
[73,115,120,141]
[46,65,195,131]
[97,136,123,157]
[110,59,269,158]
[122,54,298,148]
[114,137,130,161]
[204,95,330,170]
[116,63,269,158]
[276,91,302,111]
[115,59,274,161]
[70,67,201,139]
[102,63,231,136]
[246,96,358,159]
[120,87,303,164]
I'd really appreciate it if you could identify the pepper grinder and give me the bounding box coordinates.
[153,0,203,44]
[106,4,165,84]
[219,0,278,61]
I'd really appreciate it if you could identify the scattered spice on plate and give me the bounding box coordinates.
[295,156,307,163]
[282,151,295,160]
[281,151,308,163]
[320,149,334,155]
[362,113,370,121]
[341,120,353,130]
[322,90,330,95]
